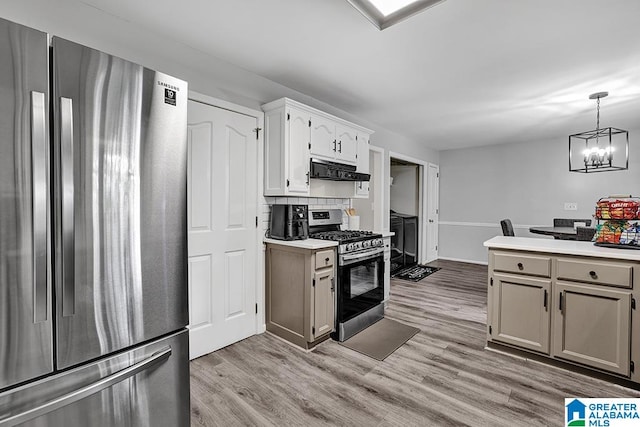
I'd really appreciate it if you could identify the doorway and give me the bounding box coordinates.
[389,157,420,273]
[388,153,439,267]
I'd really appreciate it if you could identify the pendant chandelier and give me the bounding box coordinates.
[569,92,629,173]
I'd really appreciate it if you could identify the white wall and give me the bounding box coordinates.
[390,165,419,215]
[438,130,640,263]
[1,3,439,234]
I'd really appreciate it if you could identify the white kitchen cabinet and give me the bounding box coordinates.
[263,104,310,196]
[310,114,336,160]
[335,124,358,165]
[354,132,370,198]
[262,98,373,197]
[310,117,357,166]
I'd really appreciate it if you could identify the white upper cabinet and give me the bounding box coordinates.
[335,125,358,165]
[287,107,312,194]
[310,114,336,160]
[310,116,357,166]
[356,132,370,174]
[354,131,371,198]
[262,98,373,197]
[263,103,310,196]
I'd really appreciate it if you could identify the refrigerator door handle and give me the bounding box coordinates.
[0,347,172,426]
[31,91,48,323]
[60,97,75,317]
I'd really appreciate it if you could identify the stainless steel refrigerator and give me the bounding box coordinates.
[0,17,190,426]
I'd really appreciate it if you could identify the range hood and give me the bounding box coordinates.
[310,159,370,182]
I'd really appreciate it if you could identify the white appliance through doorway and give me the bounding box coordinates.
[187,94,262,360]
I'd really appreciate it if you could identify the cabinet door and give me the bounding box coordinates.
[356,133,370,174]
[310,114,336,161]
[552,281,631,376]
[355,181,369,198]
[335,125,358,165]
[490,273,551,354]
[286,107,310,194]
[312,268,334,340]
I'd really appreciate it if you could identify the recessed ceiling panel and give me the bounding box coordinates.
[346,0,446,29]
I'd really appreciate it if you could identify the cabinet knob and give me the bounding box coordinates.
[589,270,598,279]
[325,257,330,263]
[517,262,524,270]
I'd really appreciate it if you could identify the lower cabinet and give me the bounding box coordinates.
[312,267,335,338]
[265,243,335,349]
[552,281,631,376]
[487,248,637,381]
[490,273,551,354]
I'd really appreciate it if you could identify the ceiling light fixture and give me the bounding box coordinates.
[569,92,629,173]
[346,0,446,30]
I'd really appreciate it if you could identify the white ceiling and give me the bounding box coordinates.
[16,0,640,150]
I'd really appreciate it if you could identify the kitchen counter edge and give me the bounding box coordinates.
[264,238,338,250]
[484,236,640,261]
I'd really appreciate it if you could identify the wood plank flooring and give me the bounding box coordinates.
[190,259,640,426]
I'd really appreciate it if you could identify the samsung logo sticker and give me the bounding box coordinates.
[158,81,179,106]
[157,81,180,91]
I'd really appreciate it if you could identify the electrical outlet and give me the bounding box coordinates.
[564,202,578,211]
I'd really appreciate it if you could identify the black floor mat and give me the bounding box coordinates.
[392,265,441,282]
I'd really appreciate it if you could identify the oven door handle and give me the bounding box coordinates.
[340,248,384,265]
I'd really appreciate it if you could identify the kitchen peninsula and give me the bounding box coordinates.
[484,236,640,386]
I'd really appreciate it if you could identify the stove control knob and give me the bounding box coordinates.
[346,243,353,252]
[353,242,362,251]
[362,240,370,248]
[375,238,383,247]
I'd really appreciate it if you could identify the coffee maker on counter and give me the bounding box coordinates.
[269,205,309,240]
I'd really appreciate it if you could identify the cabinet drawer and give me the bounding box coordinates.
[557,258,633,288]
[493,252,551,278]
[315,249,334,270]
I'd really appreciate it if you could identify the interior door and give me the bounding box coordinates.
[426,163,439,262]
[0,17,53,390]
[187,99,258,360]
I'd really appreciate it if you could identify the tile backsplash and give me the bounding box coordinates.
[262,197,351,234]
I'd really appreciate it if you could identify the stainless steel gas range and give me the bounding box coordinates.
[309,210,385,341]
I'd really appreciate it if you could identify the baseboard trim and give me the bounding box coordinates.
[438,256,488,266]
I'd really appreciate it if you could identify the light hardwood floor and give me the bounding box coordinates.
[190,260,640,426]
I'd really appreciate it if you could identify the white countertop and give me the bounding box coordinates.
[264,238,338,250]
[374,230,395,238]
[484,236,640,261]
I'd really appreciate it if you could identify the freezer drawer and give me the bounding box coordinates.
[0,329,189,427]
[52,37,189,369]
[0,17,53,391]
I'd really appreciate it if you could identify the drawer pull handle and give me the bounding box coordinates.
[517,262,524,270]
[589,271,598,279]
[543,289,548,310]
